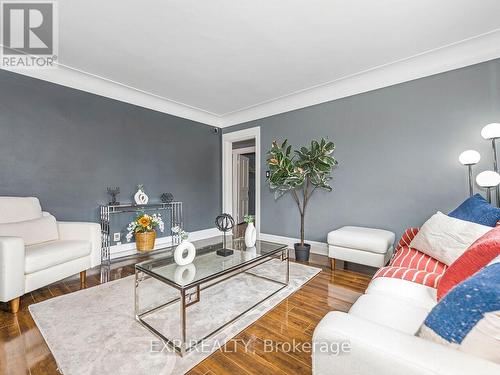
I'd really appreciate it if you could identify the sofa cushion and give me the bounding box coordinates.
[409,212,491,265]
[349,294,431,334]
[0,215,59,246]
[0,197,42,223]
[366,277,437,310]
[373,265,445,288]
[437,226,500,300]
[390,246,448,274]
[327,226,395,254]
[418,258,500,364]
[449,193,500,227]
[25,240,91,274]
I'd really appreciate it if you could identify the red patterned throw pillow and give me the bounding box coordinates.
[437,226,500,300]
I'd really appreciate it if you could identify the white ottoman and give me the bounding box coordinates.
[327,226,395,269]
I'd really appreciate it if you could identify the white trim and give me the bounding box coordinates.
[110,227,220,260]
[232,146,256,155]
[3,29,500,127]
[222,127,261,236]
[260,233,328,256]
[1,62,223,126]
[219,29,500,127]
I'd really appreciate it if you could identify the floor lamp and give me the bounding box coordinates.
[481,123,500,206]
[475,171,500,203]
[459,150,480,196]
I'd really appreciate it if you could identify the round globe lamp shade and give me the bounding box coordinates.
[476,171,500,188]
[458,150,480,166]
[480,123,500,140]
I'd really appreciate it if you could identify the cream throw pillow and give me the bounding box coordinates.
[410,212,492,265]
[0,215,59,245]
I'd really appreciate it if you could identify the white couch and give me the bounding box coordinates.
[312,276,500,375]
[0,197,101,313]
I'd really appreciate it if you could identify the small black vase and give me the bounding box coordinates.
[294,243,311,262]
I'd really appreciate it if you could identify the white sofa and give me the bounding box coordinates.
[0,197,101,313]
[312,276,500,375]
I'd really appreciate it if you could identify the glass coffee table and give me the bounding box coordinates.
[134,237,289,356]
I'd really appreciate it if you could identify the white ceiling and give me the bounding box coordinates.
[5,0,500,126]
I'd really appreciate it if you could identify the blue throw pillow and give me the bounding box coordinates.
[417,258,500,363]
[449,194,500,227]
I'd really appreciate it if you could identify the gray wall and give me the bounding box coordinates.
[225,59,500,242]
[0,70,222,237]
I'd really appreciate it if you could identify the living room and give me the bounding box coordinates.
[0,1,499,375]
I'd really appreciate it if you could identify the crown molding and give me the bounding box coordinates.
[2,29,500,129]
[0,62,223,127]
[218,29,500,127]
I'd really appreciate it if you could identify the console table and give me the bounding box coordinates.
[99,202,183,264]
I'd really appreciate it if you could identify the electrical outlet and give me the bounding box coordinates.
[113,232,121,242]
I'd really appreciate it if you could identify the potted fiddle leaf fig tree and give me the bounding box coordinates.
[267,138,337,261]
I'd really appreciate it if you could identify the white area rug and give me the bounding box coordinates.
[29,260,321,375]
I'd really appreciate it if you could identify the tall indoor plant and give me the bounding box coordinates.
[267,138,337,261]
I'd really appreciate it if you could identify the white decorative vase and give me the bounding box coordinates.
[174,240,196,265]
[244,222,256,248]
[174,263,197,284]
[134,185,149,205]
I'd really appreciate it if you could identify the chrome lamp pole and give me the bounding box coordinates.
[481,123,500,206]
[458,150,480,196]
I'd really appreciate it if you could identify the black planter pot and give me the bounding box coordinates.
[294,243,311,262]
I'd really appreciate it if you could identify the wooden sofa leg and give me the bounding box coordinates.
[330,258,336,270]
[9,297,20,314]
[80,270,86,289]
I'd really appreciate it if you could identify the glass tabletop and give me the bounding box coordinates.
[135,237,287,288]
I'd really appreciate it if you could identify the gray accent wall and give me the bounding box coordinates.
[0,70,222,234]
[225,59,500,242]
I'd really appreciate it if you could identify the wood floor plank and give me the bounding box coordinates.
[0,252,370,375]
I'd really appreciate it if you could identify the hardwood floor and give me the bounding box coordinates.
[0,252,372,375]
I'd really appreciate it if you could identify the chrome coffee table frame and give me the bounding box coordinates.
[134,243,289,356]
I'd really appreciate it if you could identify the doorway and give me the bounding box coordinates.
[222,127,261,237]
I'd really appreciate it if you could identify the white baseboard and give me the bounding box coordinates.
[260,233,328,256]
[110,227,220,259]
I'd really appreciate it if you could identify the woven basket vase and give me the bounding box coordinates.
[135,231,156,251]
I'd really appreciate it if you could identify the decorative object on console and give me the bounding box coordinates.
[134,184,149,205]
[481,122,500,206]
[215,213,235,256]
[458,150,480,196]
[243,214,256,248]
[172,226,195,265]
[418,257,500,364]
[448,193,500,227]
[160,192,174,203]
[267,138,337,261]
[126,212,164,251]
[409,211,491,266]
[475,171,500,203]
[107,187,120,205]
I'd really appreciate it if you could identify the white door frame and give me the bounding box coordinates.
[222,127,261,236]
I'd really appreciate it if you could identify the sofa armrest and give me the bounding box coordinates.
[0,236,25,302]
[57,222,101,267]
[312,312,500,375]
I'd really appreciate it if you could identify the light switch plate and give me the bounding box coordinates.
[113,232,121,241]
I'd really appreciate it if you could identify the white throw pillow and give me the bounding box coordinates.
[410,212,491,265]
[0,215,59,245]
